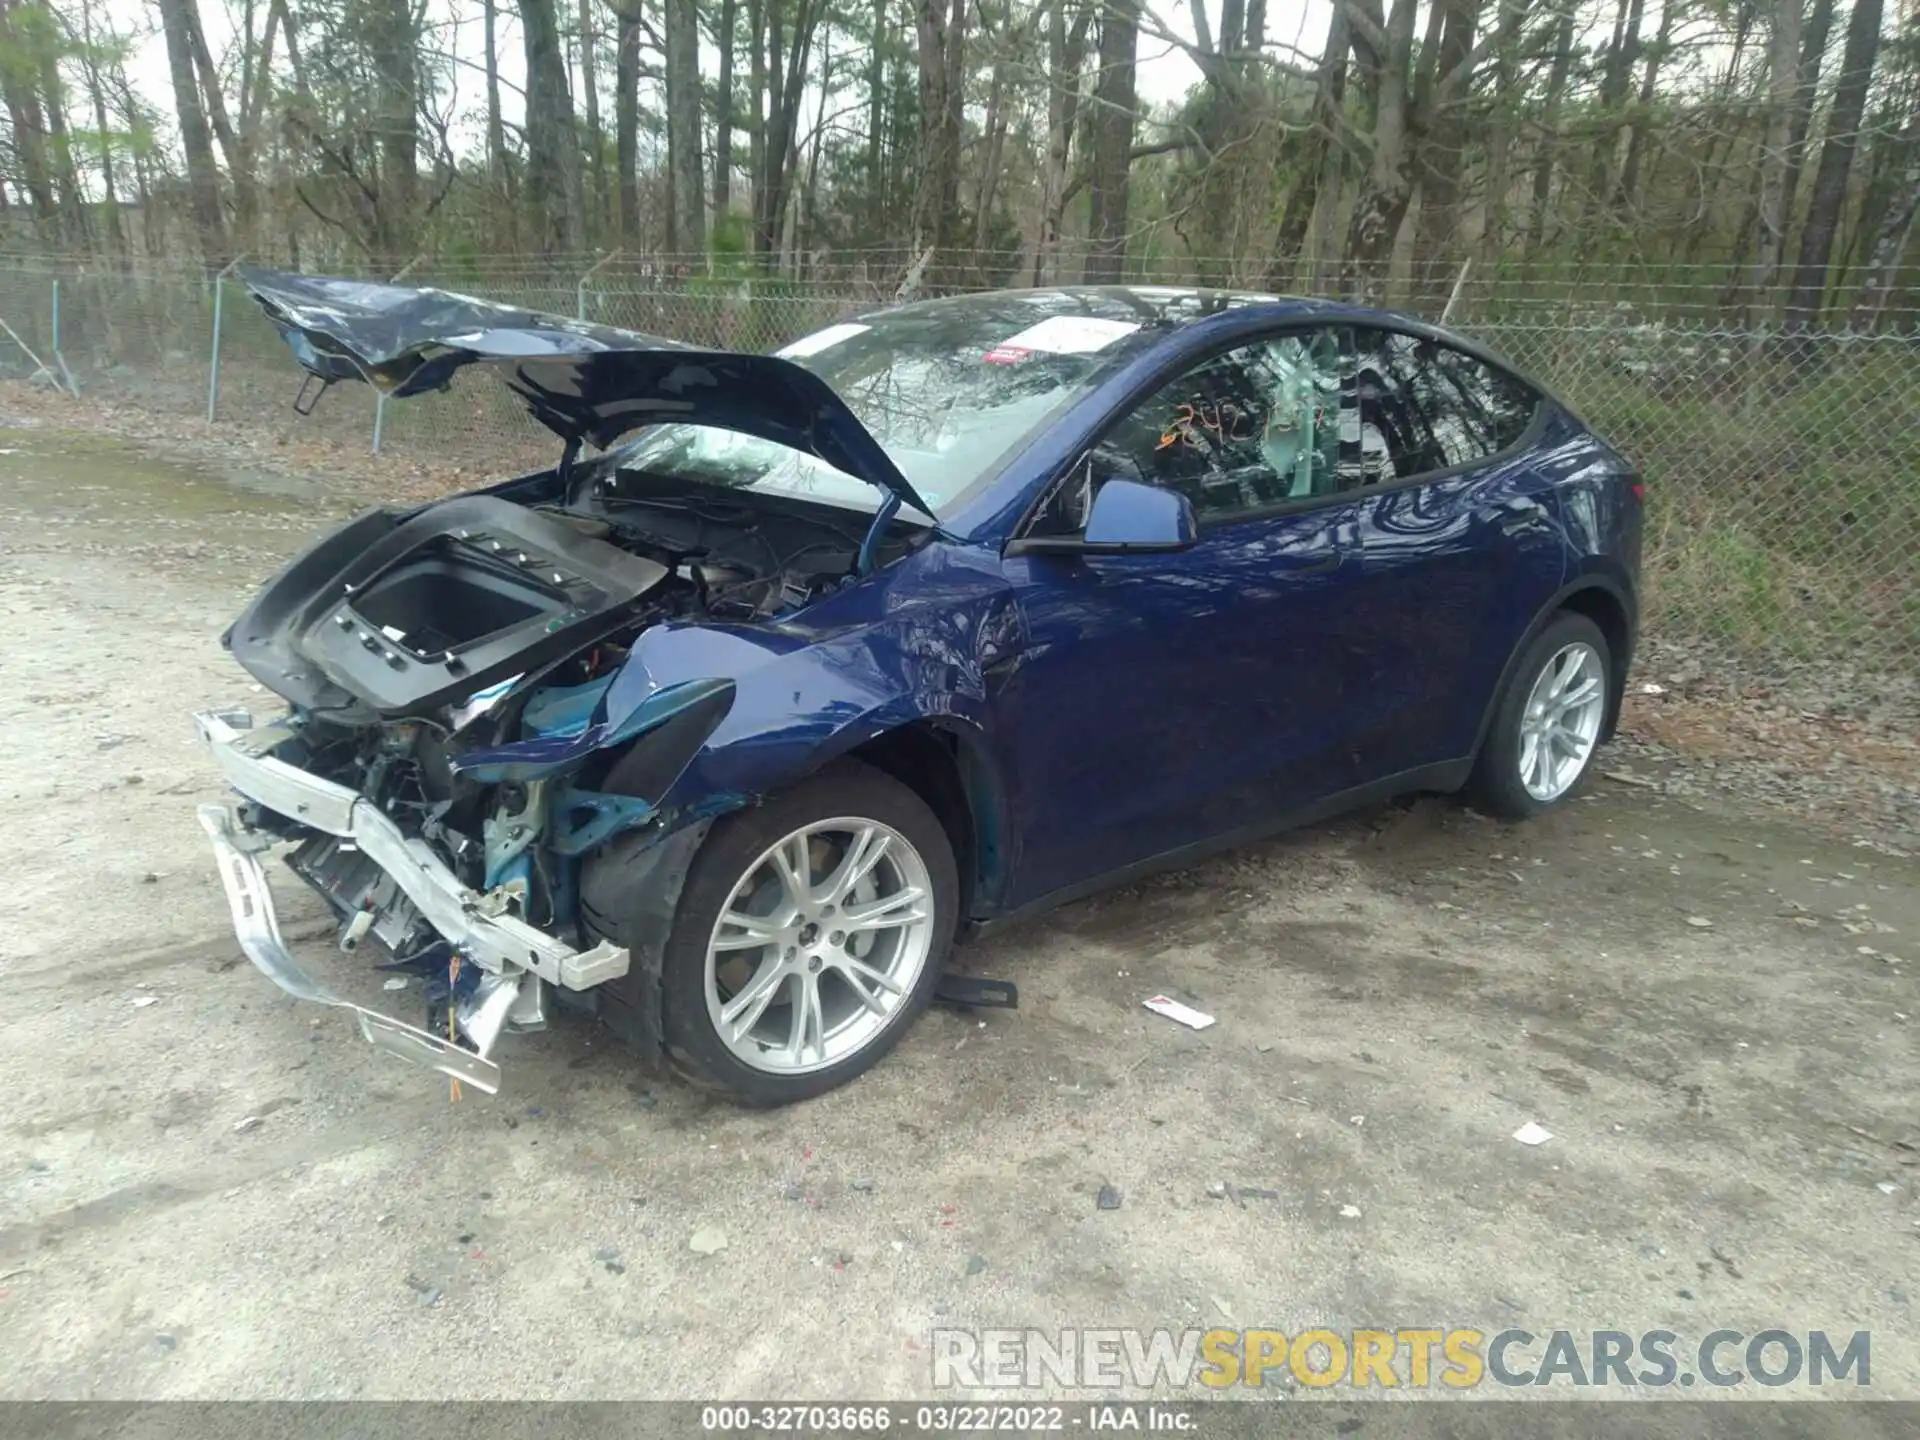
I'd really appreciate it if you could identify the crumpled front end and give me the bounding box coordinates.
[195,708,633,1093]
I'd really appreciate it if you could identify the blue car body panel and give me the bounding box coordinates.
[252,282,1642,933]
[582,302,1634,922]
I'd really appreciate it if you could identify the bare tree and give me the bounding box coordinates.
[1745,0,1806,328]
[714,0,737,217]
[520,0,586,250]
[1788,0,1884,331]
[1033,0,1090,283]
[154,0,230,266]
[910,0,966,263]
[484,0,512,205]
[578,0,607,231]
[1341,0,1418,293]
[613,0,641,242]
[1084,0,1138,283]
[665,0,707,255]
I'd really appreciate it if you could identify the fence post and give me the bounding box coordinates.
[206,255,247,424]
[206,277,224,423]
[49,278,77,396]
[576,250,622,322]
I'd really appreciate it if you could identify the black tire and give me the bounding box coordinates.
[1467,611,1612,821]
[592,759,957,1105]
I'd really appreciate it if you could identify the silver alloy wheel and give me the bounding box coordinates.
[1518,641,1606,802]
[703,817,935,1075]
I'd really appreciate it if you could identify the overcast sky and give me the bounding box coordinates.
[114,0,1339,155]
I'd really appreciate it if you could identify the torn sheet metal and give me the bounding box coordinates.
[238,268,940,520]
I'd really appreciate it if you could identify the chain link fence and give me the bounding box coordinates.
[0,250,1914,679]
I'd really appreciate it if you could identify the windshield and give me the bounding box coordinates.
[609,293,1161,519]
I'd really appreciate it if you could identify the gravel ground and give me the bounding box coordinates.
[0,413,1915,1404]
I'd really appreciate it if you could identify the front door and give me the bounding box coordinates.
[989,327,1385,908]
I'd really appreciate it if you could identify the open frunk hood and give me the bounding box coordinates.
[238,267,938,520]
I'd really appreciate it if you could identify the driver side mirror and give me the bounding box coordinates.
[1009,476,1200,557]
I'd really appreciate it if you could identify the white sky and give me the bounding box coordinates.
[113,0,1337,156]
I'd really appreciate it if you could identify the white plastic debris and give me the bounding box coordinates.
[689,1224,728,1256]
[1338,1204,1363,1219]
[383,977,409,991]
[1686,916,1714,929]
[1512,1121,1554,1146]
[131,996,158,1009]
[1877,1182,1900,1195]
[1143,995,1215,1030]
[233,1116,263,1134]
[1639,682,1667,695]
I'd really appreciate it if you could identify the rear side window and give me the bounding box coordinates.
[1351,328,1539,481]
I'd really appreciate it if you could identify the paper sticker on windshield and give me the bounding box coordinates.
[983,344,1033,365]
[776,322,870,359]
[997,315,1140,355]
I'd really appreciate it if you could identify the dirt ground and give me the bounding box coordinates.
[0,411,1915,1403]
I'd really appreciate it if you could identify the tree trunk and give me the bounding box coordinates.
[154,0,229,268]
[1033,0,1089,284]
[485,0,512,205]
[1410,0,1478,283]
[715,0,737,218]
[748,0,767,256]
[665,0,707,257]
[1272,3,1348,281]
[1745,0,1805,329]
[35,40,90,246]
[1578,0,1644,246]
[1781,0,1837,228]
[1476,0,1526,262]
[579,0,606,238]
[184,2,258,243]
[236,0,279,221]
[752,0,820,264]
[865,0,887,238]
[1613,0,1674,213]
[1851,138,1920,331]
[0,1,55,230]
[1085,0,1139,283]
[1525,2,1576,253]
[614,0,641,242]
[364,0,420,255]
[520,0,585,252]
[77,0,126,258]
[909,0,966,266]
[1342,0,1419,296]
[973,17,1011,253]
[1788,0,1884,331]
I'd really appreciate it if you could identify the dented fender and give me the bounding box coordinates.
[609,544,1023,817]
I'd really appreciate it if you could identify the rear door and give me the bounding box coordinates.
[1340,327,1566,774]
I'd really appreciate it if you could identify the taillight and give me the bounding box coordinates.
[1629,480,1646,502]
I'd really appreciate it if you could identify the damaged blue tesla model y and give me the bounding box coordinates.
[196,269,1642,1104]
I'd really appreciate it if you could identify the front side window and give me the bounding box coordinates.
[1095,330,1345,522]
[1351,328,1539,480]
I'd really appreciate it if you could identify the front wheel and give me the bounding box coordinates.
[633,761,957,1104]
[1467,612,1612,820]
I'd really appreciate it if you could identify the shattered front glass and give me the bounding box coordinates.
[1107,328,1346,519]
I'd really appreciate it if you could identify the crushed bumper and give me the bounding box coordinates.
[194,709,632,1093]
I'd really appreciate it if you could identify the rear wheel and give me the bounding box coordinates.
[1468,612,1611,820]
[601,761,956,1105]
